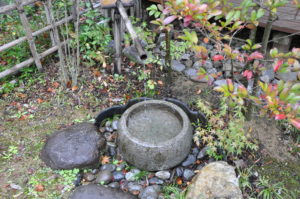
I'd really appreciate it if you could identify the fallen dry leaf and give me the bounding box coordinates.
[71,86,78,91]
[17,93,26,98]
[203,37,209,43]
[66,81,72,88]
[47,88,55,93]
[157,80,163,86]
[37,98,44,104]
[176,177,183,185]
[100,156,110,164]
[52,82,60,88]
[35,184,44,192]
[19,115,28,121]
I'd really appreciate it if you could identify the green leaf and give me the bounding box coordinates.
[270,48,278,58]
[290,83,300,92]
[256,8,265,18]
[154,11,160,18]
[233,10,241,20]
[250,10,257,22]
[226,10,235,21]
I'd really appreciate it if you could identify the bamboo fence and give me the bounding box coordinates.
[0,0,101,79]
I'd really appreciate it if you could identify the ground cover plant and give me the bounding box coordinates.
[0,0,299,198]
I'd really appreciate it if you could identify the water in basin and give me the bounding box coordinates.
[127,107,182,144]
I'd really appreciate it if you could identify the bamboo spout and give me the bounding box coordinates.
[116,1,147,60]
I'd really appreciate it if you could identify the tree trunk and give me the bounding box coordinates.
[261,12,276,56]
[165,29,172,84]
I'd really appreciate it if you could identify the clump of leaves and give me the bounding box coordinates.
[257,176,294,199]
[79,4,111,66]
[162,184,186,199]
[194,98,258,159]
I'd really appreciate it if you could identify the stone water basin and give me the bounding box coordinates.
[118,100,193,171]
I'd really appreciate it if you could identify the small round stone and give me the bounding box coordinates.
[191,147,199,155]
[112,120,119,130]
[128,182,143,195]
[104,132,112,141]
[139,185,161,199]
[109,146,117,157]
[149,177,164,185]
[100,164,116,172]
[183,169,195,181]
[196,163,206,170]
[197,146,208,159]
[108,182,120,189]
[91,169,99,175]
[155,171,171,180]
[113,171,125,181]
[95,170,112,184]
[85,173,95,182]
[175,167,184,177]
[105,126,113,132]
[181,154,196,167]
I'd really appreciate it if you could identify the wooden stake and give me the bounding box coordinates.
[15,0,43,71]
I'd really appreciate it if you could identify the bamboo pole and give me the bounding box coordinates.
[0,2,102,79]
[0,0,36,14]
[0,3,101,53]
[0,41,68,79]
[117,1,147,60]
[45,0,69,85]
[15,0,43,71]
[43,3,56,47]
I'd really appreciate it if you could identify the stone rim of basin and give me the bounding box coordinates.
[118,100,193,171]
[119,100,191,147]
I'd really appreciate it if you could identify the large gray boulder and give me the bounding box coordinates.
[41,123,106,169]
[70,184,137,199]
[186,161,243,199]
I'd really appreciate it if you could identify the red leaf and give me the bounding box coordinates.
[243,70,253,80]
[247,51,264,61]
[163,15,177,25]
[290,119,300,129]
[273,59,284,72]
[198,4,208,13]
[226,79,234,92]
[184,15,193,27]
[275,114,286,120]
[212,55,224,61]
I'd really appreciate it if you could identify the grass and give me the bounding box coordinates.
[0,95,96,198]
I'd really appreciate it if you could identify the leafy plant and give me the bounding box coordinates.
[161,40,189,60]
[163,184,186,199]
[257,176,291,199]
[79,4,111,66]
[2,145,18,160]
[194,98,258,159]
[57,169,80,189]
[237,167,254,195]
[161,0,300,129]
[147,4,163,19]
[133,170,149,181]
